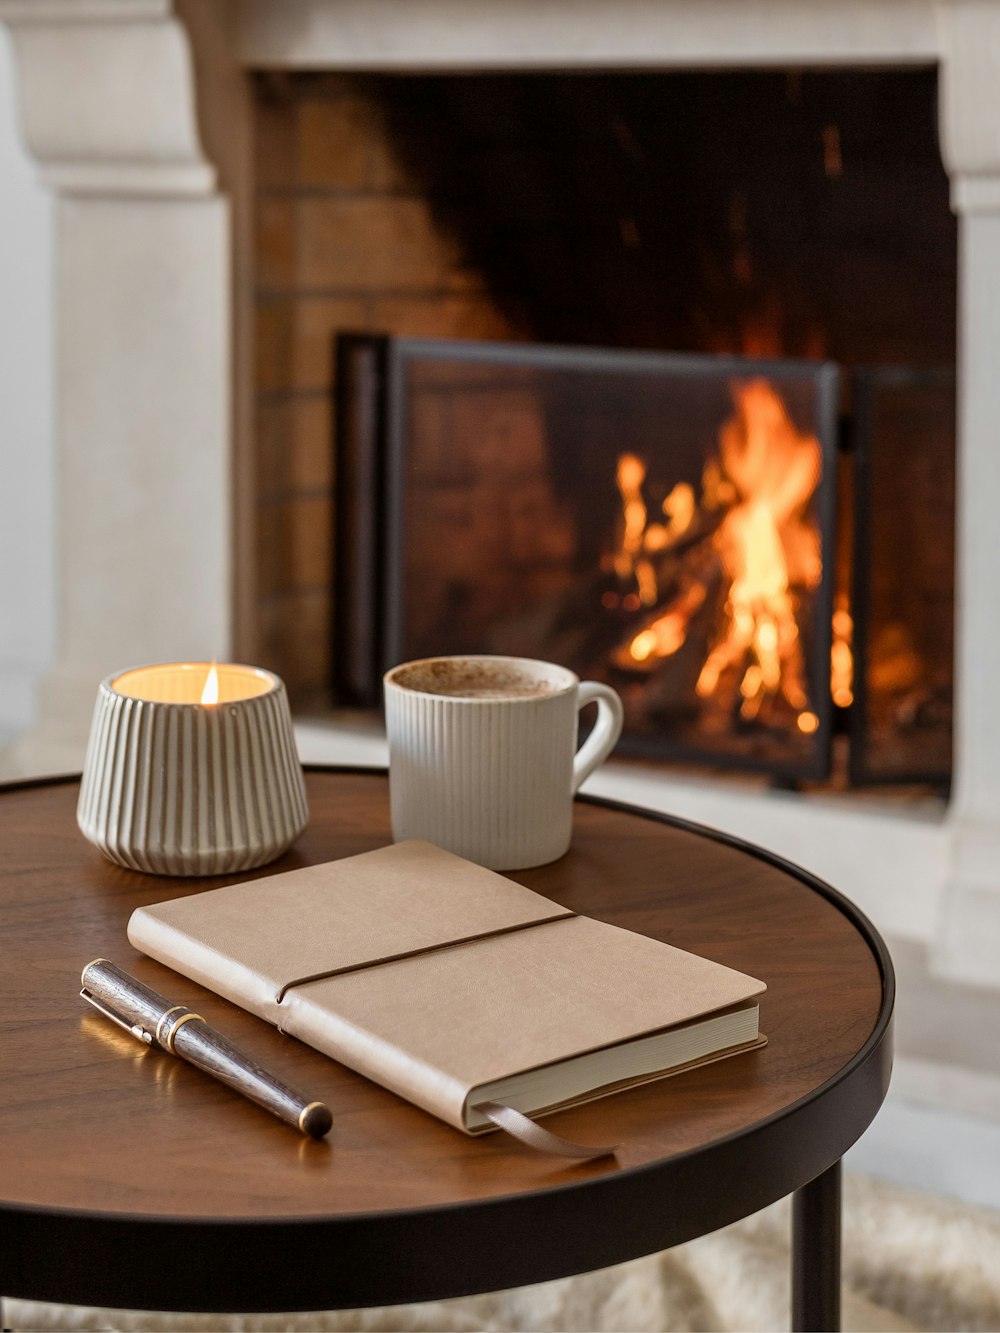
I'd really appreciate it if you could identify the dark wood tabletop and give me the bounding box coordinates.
[0,767,892,1315]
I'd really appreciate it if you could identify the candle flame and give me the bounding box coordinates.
[200,664,220,706]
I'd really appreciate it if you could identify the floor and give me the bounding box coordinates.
[846,1092,1000,1212]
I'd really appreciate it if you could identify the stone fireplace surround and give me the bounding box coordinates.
[2,0,1000,997]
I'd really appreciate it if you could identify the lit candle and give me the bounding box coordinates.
[77,662,308,876]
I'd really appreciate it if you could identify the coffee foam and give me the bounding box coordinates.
[391,658,562,700]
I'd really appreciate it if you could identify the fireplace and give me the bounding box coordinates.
[253,65,957,734]
[259,66,956,785]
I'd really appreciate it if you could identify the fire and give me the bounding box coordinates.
[614,453,646,572]
[611,378,824,730]
[200,663,220,706]
[696,380,821,718]
[831,594,854,708]
[628,584,708,664]
[614,454,658,605]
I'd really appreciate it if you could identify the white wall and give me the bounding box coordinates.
[0,26,54,739]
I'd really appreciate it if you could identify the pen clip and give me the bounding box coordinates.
[80,987,157,1046]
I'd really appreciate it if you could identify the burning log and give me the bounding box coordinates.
[603,379,824,730]
[492,375,826,747]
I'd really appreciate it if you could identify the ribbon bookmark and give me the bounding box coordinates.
[473,1101,619,1160]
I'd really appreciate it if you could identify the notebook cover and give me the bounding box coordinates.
[128,840,765,1133]
[280,915,765,1130]
[127,840,573,1025]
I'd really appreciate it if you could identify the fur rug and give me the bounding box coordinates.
[6,1174,1000,1333]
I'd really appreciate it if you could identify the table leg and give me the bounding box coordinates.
[791,1159,842,1332]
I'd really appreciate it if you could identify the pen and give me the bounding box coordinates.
[80,958,333,1138]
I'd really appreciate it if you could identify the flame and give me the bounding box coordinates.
[696,381,821,719]
[831,594,854,708]
[200,663,220,706]
[614,453,648,581]
[611,469,699,591]
[613,454,663,606]
[613,378,824,731]
[662,482,695,538]
[623,584,708,665]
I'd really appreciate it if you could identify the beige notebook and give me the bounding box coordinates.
[127,840,766,1135]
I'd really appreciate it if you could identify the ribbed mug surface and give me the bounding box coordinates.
[384,655,623,870]
[77,664,309,876]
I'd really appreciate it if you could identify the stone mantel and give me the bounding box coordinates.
[237,0,943,70]
[0,0,215,196]
[3,0,1000,985]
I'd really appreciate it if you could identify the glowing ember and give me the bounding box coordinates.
[624,584,708,665]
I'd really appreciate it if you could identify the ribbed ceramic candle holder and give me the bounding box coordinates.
[77,662,309,876]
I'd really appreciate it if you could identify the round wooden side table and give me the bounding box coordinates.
[0,768,893,1332]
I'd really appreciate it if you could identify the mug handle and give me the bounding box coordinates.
[572,682,625,794]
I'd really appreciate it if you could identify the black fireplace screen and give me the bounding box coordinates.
[334,335,839,779]
[849,368,955,787]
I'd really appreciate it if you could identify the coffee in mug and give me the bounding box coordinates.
[383,655,624,870]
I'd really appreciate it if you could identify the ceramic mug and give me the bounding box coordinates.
[383,654,624,870]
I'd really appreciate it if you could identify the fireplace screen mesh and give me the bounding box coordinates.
[335,337,839,779]
[849,368,955,787]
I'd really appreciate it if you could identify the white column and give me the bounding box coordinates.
[0,27,54,739]
[935,0,1000,984]
[0,0,242,775]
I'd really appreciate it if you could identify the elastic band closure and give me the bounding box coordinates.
[275,911,575,1003]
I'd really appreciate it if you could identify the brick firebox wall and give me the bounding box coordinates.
[253,75,521,703]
